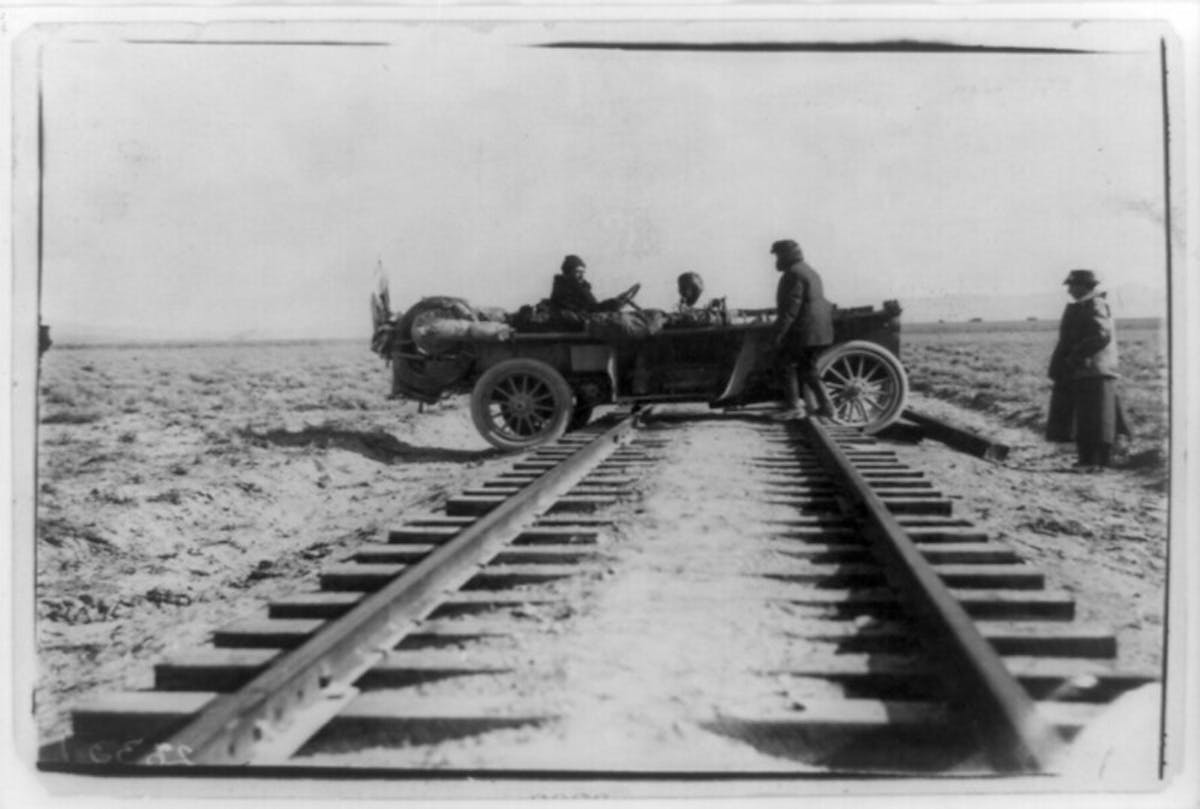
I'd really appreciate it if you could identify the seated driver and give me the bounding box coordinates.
[551,254,640,314]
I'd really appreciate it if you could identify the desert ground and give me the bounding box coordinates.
[28,320,1170,765]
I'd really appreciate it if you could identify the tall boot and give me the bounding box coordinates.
[801,388,817,413]
[784,365,802,410]
[813,380,836,419]
[802,370,836,418]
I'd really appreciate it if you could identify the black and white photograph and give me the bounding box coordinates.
[3,3,1197,806]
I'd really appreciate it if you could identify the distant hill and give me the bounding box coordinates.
[898,283,1166,324]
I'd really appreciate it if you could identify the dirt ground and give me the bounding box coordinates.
[886,395,1167,662]
[32,342,517,743]
[28,339,1170,769]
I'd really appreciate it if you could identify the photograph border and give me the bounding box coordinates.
[3,3,1198,807]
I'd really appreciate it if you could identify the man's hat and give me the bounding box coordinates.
[561,254,586,272]
[770,239,800,256]
[1063,269,1099,287]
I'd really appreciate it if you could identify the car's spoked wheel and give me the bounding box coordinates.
[470,359,573,450]
[827,355,888,422]
[816,341,908,433]
[495,375,557,436]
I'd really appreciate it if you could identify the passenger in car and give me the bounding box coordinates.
[669,272,726,328]
[677,272,704,309]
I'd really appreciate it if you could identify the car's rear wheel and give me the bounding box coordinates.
[816,341,908,433]
[470,359,574,451]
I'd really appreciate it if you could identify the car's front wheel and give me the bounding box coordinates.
[816,341,908,433]
[470,359,574,451]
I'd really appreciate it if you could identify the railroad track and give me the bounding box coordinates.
[43,407,1157,776]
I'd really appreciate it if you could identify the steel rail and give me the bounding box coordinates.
[798,417,1060,772]
[139,410,649,766]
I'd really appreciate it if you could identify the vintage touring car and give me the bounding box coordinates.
[371,282,907,450]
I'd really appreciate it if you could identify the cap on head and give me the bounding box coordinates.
[770,240,803,263]
[561,254,586,273]
[1063,269,1099,287]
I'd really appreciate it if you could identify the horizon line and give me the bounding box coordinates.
[41,314,1167,350]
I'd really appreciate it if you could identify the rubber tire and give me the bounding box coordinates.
[396,297,475,355]
[816,340,908,434]
[470,359,574,451]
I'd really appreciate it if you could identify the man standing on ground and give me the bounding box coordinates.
[771,239,836,418]
[1046,268,1129,471]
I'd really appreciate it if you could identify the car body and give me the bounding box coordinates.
[373,292,907,450]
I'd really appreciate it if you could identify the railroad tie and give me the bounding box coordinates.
[52,411,1158,775]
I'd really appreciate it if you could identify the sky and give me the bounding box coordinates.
[26,16,1176,341]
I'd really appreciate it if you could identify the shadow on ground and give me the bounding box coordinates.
[243,426,502,464]
[699,715,990,775]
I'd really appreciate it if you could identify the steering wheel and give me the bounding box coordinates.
[616,283,642,310]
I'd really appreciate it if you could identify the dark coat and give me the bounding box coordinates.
[1046,377,1131,444]
[1048,292,1120,382]
[550,274,621,314]
[1046,291,1127,443]
[775,259,834,349]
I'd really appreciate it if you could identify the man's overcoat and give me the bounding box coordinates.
[775,258,834,350]
[1046,291,1124,442]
